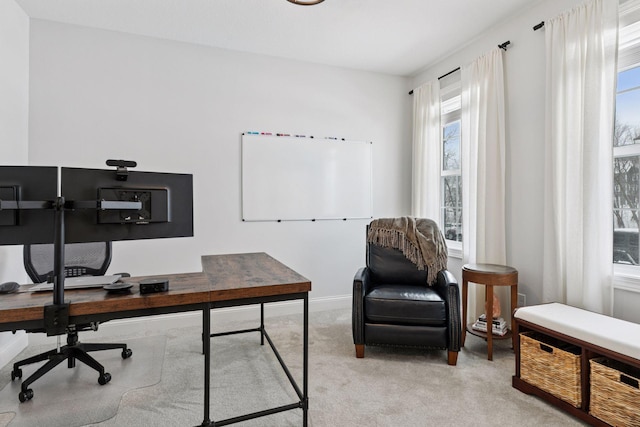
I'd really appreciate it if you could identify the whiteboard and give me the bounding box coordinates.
[242,133,372,221]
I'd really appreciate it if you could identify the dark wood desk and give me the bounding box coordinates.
[200,252,311,427]
[0,252,311,427]
[0,272,211,332]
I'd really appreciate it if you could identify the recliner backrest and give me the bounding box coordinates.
[366,243,428,285]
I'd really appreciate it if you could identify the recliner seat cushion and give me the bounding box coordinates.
[365,284,445,326]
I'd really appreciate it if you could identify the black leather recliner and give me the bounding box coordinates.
[352,228,462,365]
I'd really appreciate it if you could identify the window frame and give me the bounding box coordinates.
[613,0,640,291]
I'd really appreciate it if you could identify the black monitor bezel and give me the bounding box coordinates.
[0,166,58,245]
[61,167,194,244]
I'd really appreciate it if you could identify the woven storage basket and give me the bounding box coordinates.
[590,357,640,427]
[519,331,582,407]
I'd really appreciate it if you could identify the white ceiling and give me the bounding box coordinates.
[14,0,537,76]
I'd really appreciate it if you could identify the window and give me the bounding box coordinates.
[613,67,640,265]
[440,73,462,244]
[613,0,640,267]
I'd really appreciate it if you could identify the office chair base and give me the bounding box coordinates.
[11,337,132,402]
[18,376,118,403]
[18,389,33,403]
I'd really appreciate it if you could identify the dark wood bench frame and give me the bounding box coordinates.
[512,316,640,427]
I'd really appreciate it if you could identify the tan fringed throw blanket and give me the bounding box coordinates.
[367,217,448,286]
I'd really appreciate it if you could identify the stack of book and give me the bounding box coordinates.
[472,314,508,336]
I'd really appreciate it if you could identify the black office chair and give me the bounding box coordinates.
[11,242,133,402]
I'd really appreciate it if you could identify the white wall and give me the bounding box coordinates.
[27,20,412,303]
[0,0,30,367]
[410,0,640,320]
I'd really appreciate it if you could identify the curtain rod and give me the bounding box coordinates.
[408,40,510,95]
[438,67,461,81]
[409,67,460,95]
[533,21,545,31]
[408,67,460,95]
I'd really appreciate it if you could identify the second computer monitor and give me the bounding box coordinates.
[61,167,194,244]
[0,166,58,245]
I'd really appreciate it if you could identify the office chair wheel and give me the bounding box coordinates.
[121,348,133,359]
[98,372,111,385]
[11,368,22,381]
[18,389,33,402]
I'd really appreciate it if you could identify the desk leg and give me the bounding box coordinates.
[303,294,309,427]
[260,303,265,346]
[201,306,211,427]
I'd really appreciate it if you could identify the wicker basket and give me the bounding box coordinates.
[519,331,582,407]
[590,357,640,427]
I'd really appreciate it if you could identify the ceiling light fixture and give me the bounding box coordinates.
[286,0,325,5]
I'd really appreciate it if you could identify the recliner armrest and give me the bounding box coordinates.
[352,267,370,345]
[435,269,457,291]
[353,267,371,298]
[434,269,462,352]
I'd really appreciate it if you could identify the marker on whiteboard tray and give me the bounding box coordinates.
[247,132,259,135]
[261,132,272,135]
[276,133,290,137]
[295,134,306,138]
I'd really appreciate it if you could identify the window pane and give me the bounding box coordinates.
[614,225,639,265]
[614,156,639,214]
[443,121,461,171]
[615,89,640,146]
[613,64,640,265]
[617,67,640,92]
[441,175,462,241]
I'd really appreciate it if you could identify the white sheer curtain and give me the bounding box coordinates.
[411,80,441,220]
[542,0,618,314]
[462,48,507,265]
[461,48,507,320]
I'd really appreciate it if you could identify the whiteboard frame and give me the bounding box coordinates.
[241,133,373,222]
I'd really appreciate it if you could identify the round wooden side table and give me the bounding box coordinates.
[462,263,518,361]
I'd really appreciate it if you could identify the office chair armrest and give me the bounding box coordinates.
[352,267,371,345]
[435,269,462,352]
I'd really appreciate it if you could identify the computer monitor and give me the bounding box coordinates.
[61,167,194,243]
[0,166,58,245]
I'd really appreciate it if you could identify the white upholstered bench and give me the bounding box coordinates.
[512,302,640,426]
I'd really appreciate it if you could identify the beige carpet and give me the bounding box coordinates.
[0,309,588,426]
[0,335,166,427]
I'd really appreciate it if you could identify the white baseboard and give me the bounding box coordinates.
[0,331,28,368]
[26,294,351,346]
